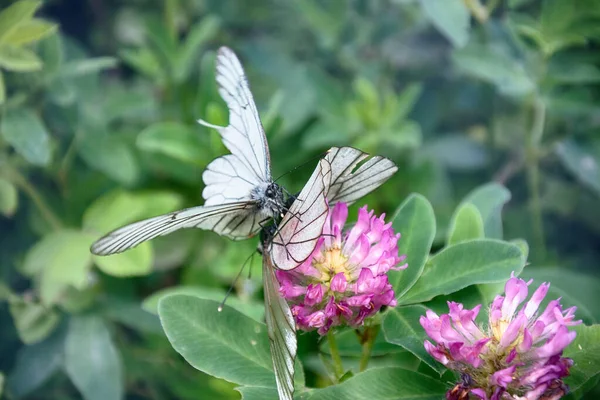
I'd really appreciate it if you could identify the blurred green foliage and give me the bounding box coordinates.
[1,0,600,399]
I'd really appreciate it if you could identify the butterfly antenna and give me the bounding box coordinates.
[274,150,328,183]
[218,250,256,312]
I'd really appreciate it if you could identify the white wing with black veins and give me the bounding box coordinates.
[199,47,272,206]
[325,146,397,205]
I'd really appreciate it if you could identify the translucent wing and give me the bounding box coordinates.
[199,47,271,206]
[270,158,332,271]
[263,250,297,400]
[90,202,264,256]
[325,146,397,204]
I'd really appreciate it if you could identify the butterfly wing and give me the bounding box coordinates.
[270,158,332,271]
[199,47,272,206]
[325,146,397,204]
[90,202,264,256]
[263,249,297,400]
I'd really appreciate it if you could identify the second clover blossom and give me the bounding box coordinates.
[420,274,581,400]
[276,202,407,335]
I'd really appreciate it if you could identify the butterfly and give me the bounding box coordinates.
[89,46,398,400]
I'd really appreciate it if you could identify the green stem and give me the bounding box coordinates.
[327,331,344,382]
[525,97,546,260]
[358,325,380,372]
[4,167,62,230]
[164,0,178,42]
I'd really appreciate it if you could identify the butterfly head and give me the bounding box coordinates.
[253,182,285,218]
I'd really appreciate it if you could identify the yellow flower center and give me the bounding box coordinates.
[313,247,351,284]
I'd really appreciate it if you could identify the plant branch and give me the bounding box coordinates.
[327,330,344,382]
[358,325,380,372]
[525,96,546,260]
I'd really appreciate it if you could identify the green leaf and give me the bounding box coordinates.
[0,372,4,398]
[382,305,446,374]
[462,183,511,239]
[452,43,535,97]
[9,297,60,344]
[400,240,525,305]
[420,0,470,48]
[447,203,485,245]
[0,0,41,42]
[555,139,600,197]
[83,190,147,233]
[78,131,139,185]
[564,324,600,397]
[158,295,276,387]
[93,244,153,277]
[1,108,51,166]
[22,229,95,305]
[143,286,265,322]
[0,178,18,216]
[389,194,436,299]
[0,44,42,71]
[64,316,123,400]
[2,19,57,46]
[137,121,210,166]
[38,33,62,78]
[7,324,66,397]
[304,367,447,400]
[61,57,118,76]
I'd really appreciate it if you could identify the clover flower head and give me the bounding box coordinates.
[421,274,581,400]
[276,202,407,335]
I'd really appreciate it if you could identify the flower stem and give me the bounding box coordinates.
[525,97,546,260]
[327,331,344,381]
[358,325,380,372]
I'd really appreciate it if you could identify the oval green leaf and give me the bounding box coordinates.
[7,324,65,397]
[399,239,525,305]
[420,0,469,48]
[0,178,18,216]
[462,182,511,239]
[93,243,152,277]
[0,44,42,71]
[389,194,436,299]
[22,229,96,305]
[158,295,276,388]
[1,108,50,166]
[447,203,484,245]
[64,316,123,400]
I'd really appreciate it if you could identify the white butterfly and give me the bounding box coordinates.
[89,46,398,400]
